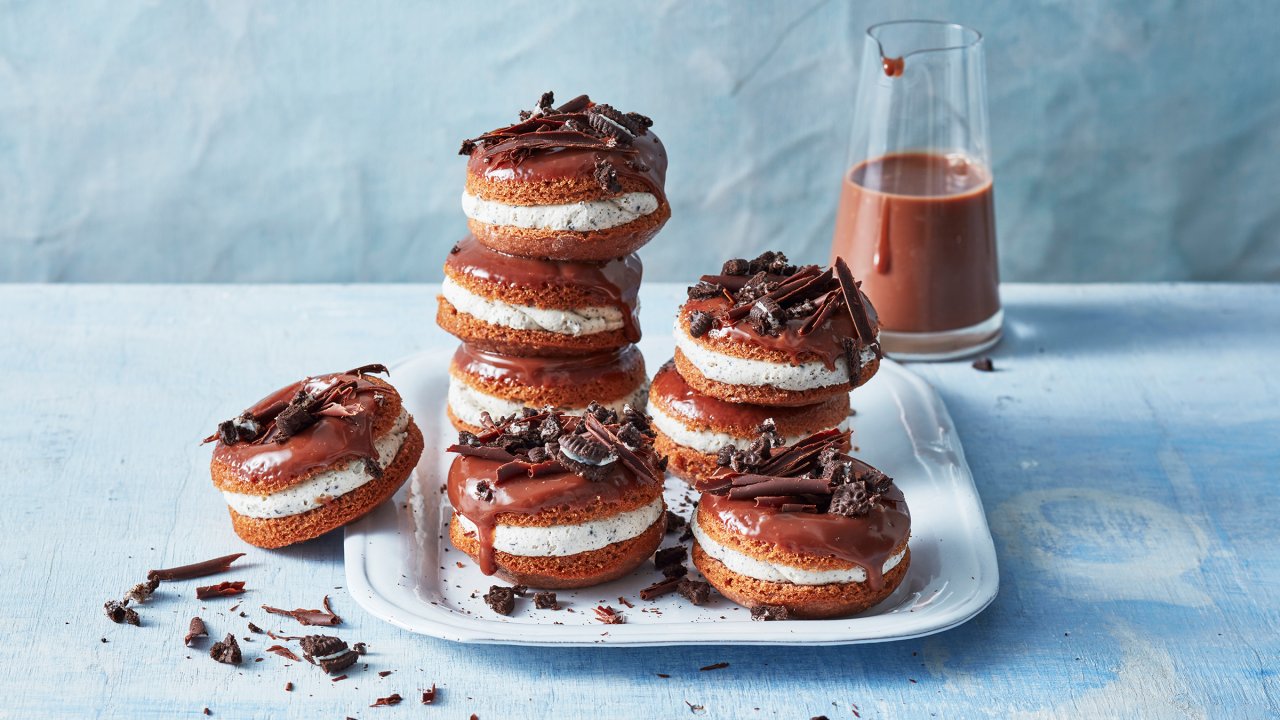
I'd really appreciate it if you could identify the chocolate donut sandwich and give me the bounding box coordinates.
[647,360,851,483]
[447,344,649,435]
[447,405,667,589]
[207,365,424,549]
[459,91,669,261]
[436,235,642,356]
[674,252,883,407]
[692,430,910,619]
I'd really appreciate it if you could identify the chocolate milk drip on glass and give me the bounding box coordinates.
[832,21,1001,360]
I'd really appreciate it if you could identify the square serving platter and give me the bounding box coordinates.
[344,348,998,646]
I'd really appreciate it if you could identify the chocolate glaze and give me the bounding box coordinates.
[650,361,840,433]
[212,373,387,486]
[453,344,643,390]
[683,290,879,370]
[699,487,909,591]
[448,454,655,575]
[447,235,643,342]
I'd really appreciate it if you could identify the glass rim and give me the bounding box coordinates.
[866,19,983,59]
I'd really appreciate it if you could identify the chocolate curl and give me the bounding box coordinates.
[798,292,842,336]
[727,476,831,500]
[723,266,826,323]
[758,429,844,476]
[149,553,246,582]
[447,444,517,462]
[261,595,341,627]
[346,363,389,377]
[494,458,568,483]
[834,257,875,342]
[583,414,661,483]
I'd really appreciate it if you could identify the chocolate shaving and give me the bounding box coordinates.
[261,595,341,626]
[972,357,995,372]
[195,581,245,600]
[209,634,242,664]
[347,363,389,377]
[833,257,875,342]
[594,605,624,624]
[185,617,208,645]
[700,662,730,672]
[149,553,245,582]
[265,645,302,662]
[371,694,403,707]
[639,576,682,600]
[422,685,438,704]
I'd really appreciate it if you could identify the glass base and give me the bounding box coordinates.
[880,309,1003,362]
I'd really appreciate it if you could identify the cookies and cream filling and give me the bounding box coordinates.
[454,497,663,557]
[648,401,853,455]
[221,408,410,519]
[461,191,658,232]
[447,376,649,429]
[692,518,906,586]
[442,277,624,336]
[674,320,879,391]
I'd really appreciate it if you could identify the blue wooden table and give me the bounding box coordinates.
[2,283,1276,719]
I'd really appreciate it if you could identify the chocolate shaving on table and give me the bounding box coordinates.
[195,581,245,600]
[265,645,302,662]
[639,576,682,600]
[700,662,730,672]
[459,91,652,165]
[185,617,208,645]
[697,429,895,517]
[209,634,242,664]
[422,685,438,704]
[594,605,625,624]
[371,694,403,707]
[261,595,341,626]
[972,357,995,372]
[149,553,245,582]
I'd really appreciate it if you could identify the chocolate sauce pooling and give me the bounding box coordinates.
[453,344,643,390]
[212,373,387,486]
[447,235,643,342]
[699,487,909,591]
[447,454,654,576]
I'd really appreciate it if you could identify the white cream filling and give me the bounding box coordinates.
[648,401,853,455]
[461,191,658,232]
[454,498,664,557]
[447,377,649,429]
[311,649,350,662]
[674,319,878,391]
[692,518,906,586]
[221,408,410,519]
[441,277,623,336]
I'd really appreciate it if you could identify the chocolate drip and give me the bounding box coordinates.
[699,489,909,591]
[211,373,387,485]
[448,455,651,575]
[453,344,642,390]
[447,235,643,343]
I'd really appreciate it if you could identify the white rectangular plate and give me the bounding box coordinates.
[345,350,998,646]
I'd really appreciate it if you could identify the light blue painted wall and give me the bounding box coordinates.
[1,1,1277,282]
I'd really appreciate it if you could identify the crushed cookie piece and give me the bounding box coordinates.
[750,604,790,621]
[678,579,712,606]
[484,586,516,616]
[209,634,242,665]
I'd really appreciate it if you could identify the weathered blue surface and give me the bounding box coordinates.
[0,283,1276,718]
[1,2,1278,282]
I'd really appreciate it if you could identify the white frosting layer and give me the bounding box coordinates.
[648,401,852,455]
[461,191,658,232]
[454,498,664,557]
[447,376,649,429]
[674,319,879,391]
[692,517,906,585]
[441,277,623,336]
[221,408,411,519]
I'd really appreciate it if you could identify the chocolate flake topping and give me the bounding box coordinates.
[210,634,242,664]
[371,694,403,707]
[299,635,359,674]
[422,685,438,704]
[261,595,341,627]
[265,645,302,662]
[459,92,653,170]
[698,429,895,518]
[195,581,245,600]
[639,576,682,601]
[594,605,625,624]
[148,553,245,582]
[447,406,663,485]
[185,617,208,645]
[484,586,516,616]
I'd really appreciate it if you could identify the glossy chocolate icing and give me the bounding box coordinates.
[452,344,643,390]
[650,360,840,433]
[699,487,909,591]
[447,235,643,342]
[447,453,655,576]
[212,373,388,487]
[464,94,668,200]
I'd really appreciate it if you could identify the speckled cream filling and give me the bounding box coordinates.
[692,515,906,585]
[674,319,878,391]
[461,191,658,231]
[453,497,664,557]
[648,401,853,455]
[442,277,623,336]
[447,375,649,429]
[221,408,410,519]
